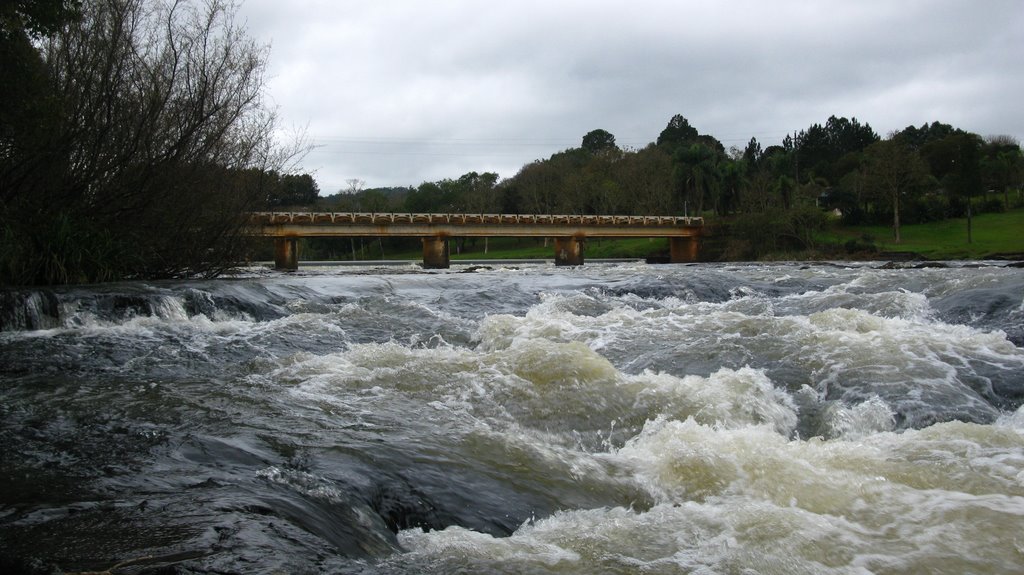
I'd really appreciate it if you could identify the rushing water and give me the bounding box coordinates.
[2,261,1024,574]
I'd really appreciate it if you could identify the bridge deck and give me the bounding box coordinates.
[251,212,704,238]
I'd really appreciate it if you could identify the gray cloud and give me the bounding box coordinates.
[238,0,1024,193]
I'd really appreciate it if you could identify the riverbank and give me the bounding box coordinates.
[293,208,1024,265]
[817,207,1024,261]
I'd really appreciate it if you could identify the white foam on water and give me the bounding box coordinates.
[798,307,1019,420]
[257,465,349,504]
[245,274,1024,571]
[821,396,896,439]
[278,331,804,443]
[393,414,1024,574]
[998,404,1024,432]
[396,524,582,568]
[14,292,260,339]
[393,499,883,574]
[791,284,937,322]
[627,367,798,436]
[473,288,1022,431]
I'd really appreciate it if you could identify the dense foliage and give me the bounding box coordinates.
[332,115,1021,260]
[1,0,304,285]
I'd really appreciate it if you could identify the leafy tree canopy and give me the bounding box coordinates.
[0,0,80,39]
[656,114,700,150]
[265,172,320,208]
[792,115,878,183]
[742,137,763,168]
[581,129,617,154]
[892,121,962,150]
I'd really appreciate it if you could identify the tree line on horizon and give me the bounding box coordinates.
[319,114,1022,259]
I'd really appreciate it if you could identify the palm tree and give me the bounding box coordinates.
[674,144,719,215]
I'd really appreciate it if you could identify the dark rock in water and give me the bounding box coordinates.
[109,294,155,319]
[879,251,923,261]
[209,293,288,321]
[460,266,493,273]
[0,290,61,331]
[369,482,455,534]
[183,288,218,317]
[366,477,523,538]
[989,252,1024,261]
[879,260,946,270]
[0,554,60,575]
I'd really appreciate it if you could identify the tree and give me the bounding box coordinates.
[358,189,390,212]
[2,0,301,284]
[922,132,984,241]
[1,1,79,208]
[581,129,616,154]
[509,160,560,214]
[612,144,673,214]
[673,144,719,215]
[345,178,366,196]
[728,205,827,259]
[459,171,500,213]
[833,168,869,224]
[791,116,878,184]
[864,139,929,243]
[265,172,319,207]
[982,135,1022,208]
[742,137,762,172]
[656,114,699,151]
[718,158,746,215]
[404,180,440,213]
[1,0,81,39]
[774,174,796,210]
[740,145,789,212]
[825,116,878,160]
[893,121,959,151]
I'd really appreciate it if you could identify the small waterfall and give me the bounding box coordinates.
[0,290,61,331]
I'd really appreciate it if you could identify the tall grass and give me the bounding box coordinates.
[0,212,135,286]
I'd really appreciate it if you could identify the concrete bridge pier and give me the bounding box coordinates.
[274,237,299,270]
[669,236,700,263]
[422,236,450,269]
[554,236,585,266]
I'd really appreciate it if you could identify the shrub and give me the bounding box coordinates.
[729,206,829,259]
[980,197,1006,214]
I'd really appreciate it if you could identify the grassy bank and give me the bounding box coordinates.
[293,208,1023,264]
[436,209,1024,262]
[820,208,1024,259]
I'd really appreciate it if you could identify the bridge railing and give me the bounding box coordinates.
[250,212,704,227]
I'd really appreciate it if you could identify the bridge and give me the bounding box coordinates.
[249,212,705,270]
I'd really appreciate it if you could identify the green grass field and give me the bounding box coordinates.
[444,208,1024,261]
[820,207,1024,259]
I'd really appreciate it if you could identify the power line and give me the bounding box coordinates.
[308,130,793,147]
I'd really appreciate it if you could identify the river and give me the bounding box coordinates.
[2,261,1023,574]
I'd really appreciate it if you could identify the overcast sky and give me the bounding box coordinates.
[236,0,1024,194]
